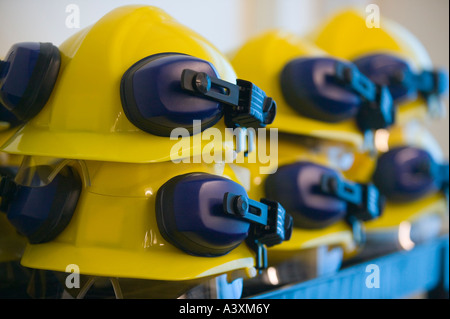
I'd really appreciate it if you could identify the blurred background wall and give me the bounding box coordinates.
[0,0,448,156]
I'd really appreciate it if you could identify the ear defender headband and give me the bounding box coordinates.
[279,57,396,134]
[0,44,276,135]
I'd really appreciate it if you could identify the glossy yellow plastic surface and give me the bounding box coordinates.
[1,5,239,163]
[239,134,358,261]
[20,159,255,281]
[230,30,364,150]
[309,9,438,124]
[343,150,377,183]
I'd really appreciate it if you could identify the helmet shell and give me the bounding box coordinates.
[230,30,365,150]
[1,5,238,163]
[309,9,443,123]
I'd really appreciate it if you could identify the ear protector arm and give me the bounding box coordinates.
[224,193,293,271]
[320,173,385,245]
[334,61,395,132]
[181,69,276,129]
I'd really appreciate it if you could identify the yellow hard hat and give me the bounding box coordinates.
[242,133,386,262]
[309,9,449,124]
[0,5,276,163]
[347,122,449,256]
[230,30,396,151]
[234,133,386,290]
[0,6,292,298]
[2,156,293,298]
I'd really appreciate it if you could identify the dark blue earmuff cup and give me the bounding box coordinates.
[372,146,438,202]
[279,57,362,123]
[0,42,60,122]
[6,165,82,244]
[265,162,347,229]
[156,172,251,257]
[353,53,417,103]
[120,53,224,137]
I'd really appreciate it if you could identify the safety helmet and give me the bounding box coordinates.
[0,6,292,298]
[248,134,383,253]
[309,9,449,124]
[0,5,275,163]
[230,30,396,152]
[1,157,292,298]
[230,31,388,290]
[234,132,385,293]
[345,120,449,259]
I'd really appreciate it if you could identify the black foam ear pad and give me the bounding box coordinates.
[0,42,61,122]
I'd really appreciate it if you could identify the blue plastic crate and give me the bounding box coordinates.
[251,235,449,299]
